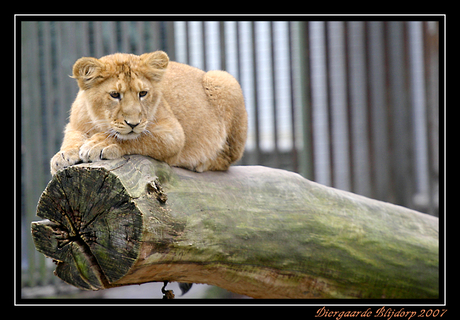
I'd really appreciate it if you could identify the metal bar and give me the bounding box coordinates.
[408,21,430,211]
[219,21,227,71]
[287,21,299,173]
[347,21,372,197]
[270,21,280,168]
[251,22,261,163]
[327,21,351,192]
[93,21,104,57]
[105,21,118,54]
[147,21,160,53]
[367,21,391,202]
[309,21,331,186]
[185,21,190,65]
[386,21,414,208]
[164,21,176,61]
[423,21,439,216]
[201,21,207,70]
[297,21,313,180]
[136,21,146,54]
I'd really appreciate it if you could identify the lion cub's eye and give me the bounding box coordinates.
[109,92,121,99]
[139,91,148,98]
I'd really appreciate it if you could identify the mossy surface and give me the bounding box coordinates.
[33,156,438,298]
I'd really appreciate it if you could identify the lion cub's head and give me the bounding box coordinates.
[72,51,169,140]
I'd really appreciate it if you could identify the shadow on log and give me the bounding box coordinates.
[31,155,438,299]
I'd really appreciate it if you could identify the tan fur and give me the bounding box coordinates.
[50,51,248,175]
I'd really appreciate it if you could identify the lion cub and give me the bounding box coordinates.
[50,51,248,175]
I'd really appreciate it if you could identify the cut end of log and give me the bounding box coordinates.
[32,156,169,290]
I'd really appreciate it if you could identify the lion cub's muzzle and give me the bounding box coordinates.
[125,119,140,130]
[111,119,147,140]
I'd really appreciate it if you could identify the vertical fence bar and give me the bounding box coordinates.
[40,22,56,167]
[387,21,414,208]
[219,21,227,71]
[93,21,104,57]
[256,22,274,159]
[236,22,250,165]
[309,21,331,186]
[104,21,118,54]
[251,22,261,164]
[201,21,207,70]
[327,21,351,192]
[222,22,238,80]
[188,21,203,70]
[147,21,161,53]
[53,22,72,143]
[237,22,255,164]
[287,21,299,173]
[136,21,146,54]
[164,21,176,61]
[296,21,313,180]
[184,21,191,65]
[347,21,372,197]
[270,21,280,168]
[408,21,430,212]
[367,21,391,202]
[423,21,439,216]
[75,21,90,58]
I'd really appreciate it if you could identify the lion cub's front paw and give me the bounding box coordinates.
[50,149,81,175]
[79,139,123,163]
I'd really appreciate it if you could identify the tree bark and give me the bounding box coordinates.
[31,155,438,299]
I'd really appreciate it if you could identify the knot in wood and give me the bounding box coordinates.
[146,178,168,204]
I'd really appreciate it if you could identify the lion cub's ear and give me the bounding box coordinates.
[72,57,105,90]
[140,51,169,82]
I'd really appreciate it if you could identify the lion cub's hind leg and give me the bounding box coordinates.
[201,70,248,171]
[194,144,232,172]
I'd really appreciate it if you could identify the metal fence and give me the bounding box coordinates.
[20,20,440,294]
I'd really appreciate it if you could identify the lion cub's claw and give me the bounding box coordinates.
[79,140,122,163]
[50,142,122,175]
[50,149,81,175]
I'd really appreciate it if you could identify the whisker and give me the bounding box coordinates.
[141,128,153,138]
[84,119,110,132]
[105,129,119,140]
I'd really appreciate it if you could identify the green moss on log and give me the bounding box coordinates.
[31,155,438,299]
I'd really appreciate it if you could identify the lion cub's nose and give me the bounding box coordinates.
[124,120,140,129]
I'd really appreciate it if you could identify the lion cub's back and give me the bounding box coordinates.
[161,61,228,167]
[161,61,207,111]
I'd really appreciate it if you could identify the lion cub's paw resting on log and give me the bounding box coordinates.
[50,51,248,175]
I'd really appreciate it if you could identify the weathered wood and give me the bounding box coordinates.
[31,155,438,299]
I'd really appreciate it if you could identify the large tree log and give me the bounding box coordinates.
[31,155,438,299]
